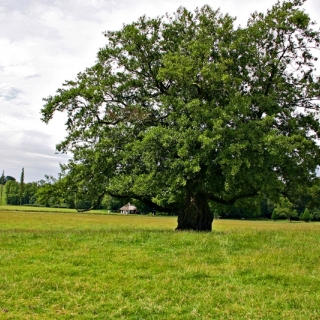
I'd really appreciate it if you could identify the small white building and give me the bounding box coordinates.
[119,202,137,214]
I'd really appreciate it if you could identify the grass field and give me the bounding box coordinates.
[0,205,106,214]
[1,208,320,319]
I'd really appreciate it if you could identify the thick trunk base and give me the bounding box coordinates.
[176,191,213,231]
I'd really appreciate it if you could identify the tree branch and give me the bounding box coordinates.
[76,190,106,213]
[208,191,259,205]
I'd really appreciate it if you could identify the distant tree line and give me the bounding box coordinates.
[1,168,320,221]
[5,180,38,206]
[0,169,38,206]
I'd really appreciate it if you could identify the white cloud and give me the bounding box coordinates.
[0,86,23,101]
[1,0,320,182]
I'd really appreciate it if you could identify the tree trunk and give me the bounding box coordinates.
[176,189,213,231]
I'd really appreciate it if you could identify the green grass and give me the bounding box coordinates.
[1,210,320,319]
[0,205,101,214]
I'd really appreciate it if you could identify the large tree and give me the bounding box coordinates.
[42,0,320,231]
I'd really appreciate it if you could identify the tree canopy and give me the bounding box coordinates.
[42,0,320,231]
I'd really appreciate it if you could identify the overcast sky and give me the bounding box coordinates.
[1,0,320,182]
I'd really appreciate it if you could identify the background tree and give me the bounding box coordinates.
[5,180,20,205]
[271,210,279,221]
[42,1,320,231]
[300,208,312,222]
[36,175,63,207]
[272,197,298,222]
[5,176,15,183]
[260,196,275,219]
[311,208,320,221]
[19,168,24,206]
[35,174,91,209]
[0,171,4,205]
[0,171,4,185]
[102,195,130,212]
[212,197,262,219]
[4,180,39,206]
[22,182,39,205]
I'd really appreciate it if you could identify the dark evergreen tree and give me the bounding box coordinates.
[5,176,15,183]
[19,168,24,206]
[0,171,4,185]
[0,170,4,204]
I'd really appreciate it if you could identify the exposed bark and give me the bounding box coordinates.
[176,189,213,231]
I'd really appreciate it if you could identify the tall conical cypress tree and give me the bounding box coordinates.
[0,170,4,205]
[20,168,24,206]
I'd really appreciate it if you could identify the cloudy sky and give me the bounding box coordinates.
[1,0,320,182]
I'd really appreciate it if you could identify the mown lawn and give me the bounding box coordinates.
[0,205,107,215]
[0,209,320,319]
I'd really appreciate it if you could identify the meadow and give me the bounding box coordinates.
[1,208,320,319]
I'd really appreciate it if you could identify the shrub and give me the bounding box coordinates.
[271,210,278,221]
[300,208,312,222]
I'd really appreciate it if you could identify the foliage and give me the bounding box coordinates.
[5,180,20,205]
[0,171,4,204]
[212,197,262,219]
[5,175,16,183]
[272,197,298,221]
[260,196,275,219]
[36,174,97,210]
[0,171,4,185]
[300,178,320,210]
[102,194,129,211]
[300,208,312,222]
[271,209,280,221]
[311,208,320,221]
[41,0,320,230]
[19,168,24,206]
[36,175,67,207]
[5,180,39,206]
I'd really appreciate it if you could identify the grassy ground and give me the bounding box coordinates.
[0,205,106,214]
[0,210,320,319]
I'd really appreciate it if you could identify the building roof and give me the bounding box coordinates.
[119,203,137,211]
